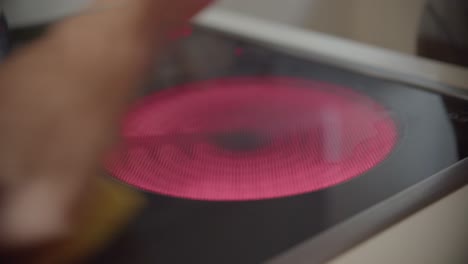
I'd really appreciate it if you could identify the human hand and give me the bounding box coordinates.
[0,0,212,247]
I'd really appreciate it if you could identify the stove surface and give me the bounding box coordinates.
[91,27,468,264]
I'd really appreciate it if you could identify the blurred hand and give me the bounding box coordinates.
[0,0,212,247]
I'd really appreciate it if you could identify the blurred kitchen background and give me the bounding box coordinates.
[3,0,467,67]
[218,0,427,54]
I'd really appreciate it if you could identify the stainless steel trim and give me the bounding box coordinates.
[266,158,468,264]
[195,8,468,99]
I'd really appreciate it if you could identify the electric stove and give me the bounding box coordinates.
[90,21,468,264]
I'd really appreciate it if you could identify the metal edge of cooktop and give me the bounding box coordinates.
[195,7,468,101]
[265,158,468,264]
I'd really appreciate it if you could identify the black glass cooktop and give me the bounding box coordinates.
[90,27,468,264]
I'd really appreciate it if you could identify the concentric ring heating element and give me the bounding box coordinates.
[105,77,398,201]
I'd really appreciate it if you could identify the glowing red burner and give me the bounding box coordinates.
[106,77,398,201]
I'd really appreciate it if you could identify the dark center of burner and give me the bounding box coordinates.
[212,131,269,152]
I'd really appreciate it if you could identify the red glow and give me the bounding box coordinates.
[234,47,244,56]
[168,26,193,40]
[106,77,398,201]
